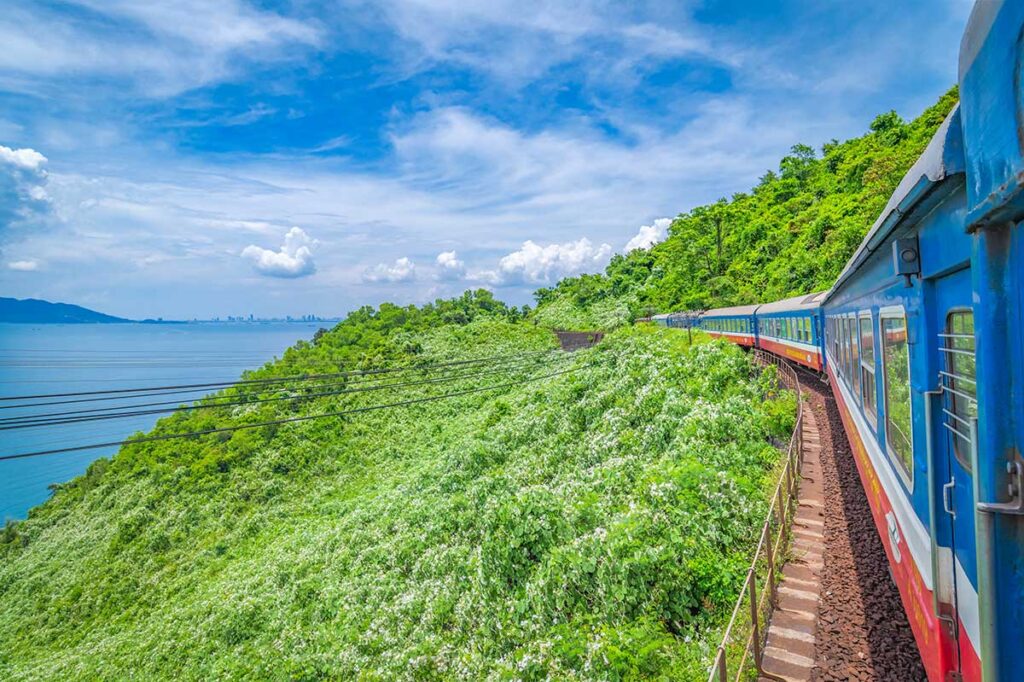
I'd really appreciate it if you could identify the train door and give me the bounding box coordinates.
[931,266,980,679]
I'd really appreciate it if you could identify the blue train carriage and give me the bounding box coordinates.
[648,313,669,326]
[754,292,827,371]
[698,304,758,348]
[822,2,1024,677]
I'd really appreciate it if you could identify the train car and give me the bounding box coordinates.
[646,4,1022,679]
[649,313,669,327]
[754,292,827,371]
[818,3,1024,679]
[698,304,759,347]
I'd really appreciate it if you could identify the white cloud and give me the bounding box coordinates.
[624,217,671,252]
[241,226,317,278]
[0,144,50,231]
[480,238,612,286]
[0,1,320,96]
[8,259,39,271]
[435,250,466,280]
[0,146,46,170]
[363,256,416,283]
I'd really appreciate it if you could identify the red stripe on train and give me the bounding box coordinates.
[704,331,756,347]
[757,338,822,371]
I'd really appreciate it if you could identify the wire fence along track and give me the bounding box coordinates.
[0,360,585,462]
[707,350,804,682]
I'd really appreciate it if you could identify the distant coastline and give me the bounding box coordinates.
[0,297,143,324]
[0,296,339,325]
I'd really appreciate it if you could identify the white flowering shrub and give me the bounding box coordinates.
[0,321,793,681]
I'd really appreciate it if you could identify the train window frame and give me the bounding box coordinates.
[840,317,849,380]
[879,306,913,488]
[943,309,976,471]
[859,312,877,425]
[847,314,857,381]
[843,316,852,382]
[832,317,840,361]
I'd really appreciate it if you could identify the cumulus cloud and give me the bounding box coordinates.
[624,217,671,252]
[435,250,466,280]
[481,238,612,286]
[241,226,316,278]
[363,256,416,283]
[8,259,39,271]
[0,145,50,232]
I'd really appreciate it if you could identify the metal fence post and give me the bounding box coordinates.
[748,572,762,670]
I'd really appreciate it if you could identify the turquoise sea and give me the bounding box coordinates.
[0,322,321,521]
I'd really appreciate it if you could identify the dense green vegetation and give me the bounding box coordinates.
[0,293,792,680]
[0,88,960,679]
[533,88,959,329]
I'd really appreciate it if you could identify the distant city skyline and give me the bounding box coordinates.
[0,1,972,319]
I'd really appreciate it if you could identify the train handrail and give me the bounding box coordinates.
[707,349,804,682]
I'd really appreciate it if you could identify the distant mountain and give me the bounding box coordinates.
[0,297,132,324]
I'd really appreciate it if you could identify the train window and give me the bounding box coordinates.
[796,318,803,342]
[839,319,847,376]
[803,317,810,343]
[859,315,876,421]
[881,312,913,481]
[942,311,976,470]
[847,316,857,380]
[850,317,860,400]
[845,317,853,376]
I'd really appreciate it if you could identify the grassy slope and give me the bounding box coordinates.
[0,305,793,679]
[532,88,960,330]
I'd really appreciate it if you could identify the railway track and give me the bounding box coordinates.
[760,368,926,681]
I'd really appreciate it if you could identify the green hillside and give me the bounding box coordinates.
[0,87,960,680]
[0,293,792,680]
[532,87,960,329]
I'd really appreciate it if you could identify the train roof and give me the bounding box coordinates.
[702,303,760,317]
[827,106,966,300]
[757,291,827,314]
[651,313,670,320]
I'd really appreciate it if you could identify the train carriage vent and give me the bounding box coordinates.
[938,312,977,469]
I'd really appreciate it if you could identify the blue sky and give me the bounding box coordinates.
[0,0,972,319]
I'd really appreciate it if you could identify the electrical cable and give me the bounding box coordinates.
[0,365,584,462]
[0,354,572,430]
[0,349,559,407]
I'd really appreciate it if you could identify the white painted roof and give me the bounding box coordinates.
[757,291,827,314]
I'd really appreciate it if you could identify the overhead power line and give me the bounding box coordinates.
[0,365,584,462]
[0,349,560,407]
[0,354,572,430]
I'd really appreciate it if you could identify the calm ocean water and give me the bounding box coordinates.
[0,322,322,521]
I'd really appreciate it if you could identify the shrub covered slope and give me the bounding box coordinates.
[0,293,793,680]
[533,88,959,329]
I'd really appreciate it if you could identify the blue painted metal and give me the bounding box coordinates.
[959,0,1024,227]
